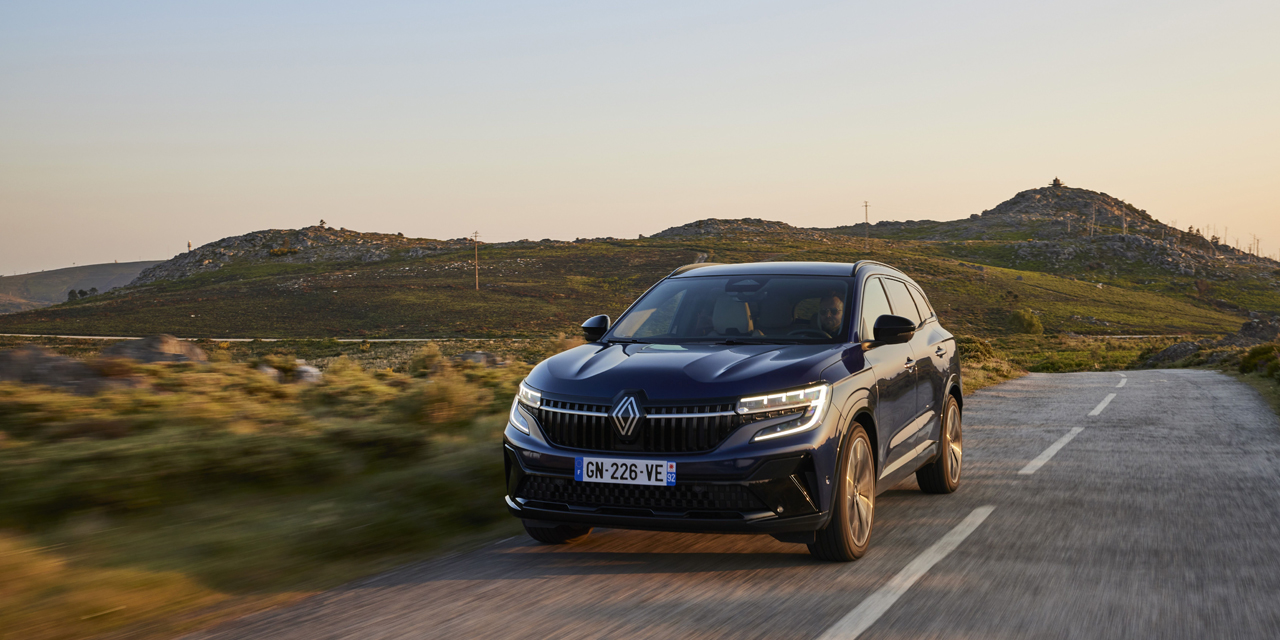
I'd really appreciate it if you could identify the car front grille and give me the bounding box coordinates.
[517,476,767,513]
[536,399,741,453]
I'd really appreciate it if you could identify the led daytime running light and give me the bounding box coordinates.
[746,384,830,442]
[517,381,542,408]
[508,398,531,434]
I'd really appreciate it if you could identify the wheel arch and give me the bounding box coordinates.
[945,372,963,412]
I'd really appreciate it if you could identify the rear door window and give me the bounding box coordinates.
[908,285,934,322]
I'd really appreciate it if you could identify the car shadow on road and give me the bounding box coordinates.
[355,532,821,588]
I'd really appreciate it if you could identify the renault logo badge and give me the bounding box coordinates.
[610,395,644,437]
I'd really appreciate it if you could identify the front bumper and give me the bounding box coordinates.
[503,411,838,535]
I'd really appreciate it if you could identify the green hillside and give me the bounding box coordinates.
[0,229,1253,339]
[1,184,1274,339]
[0,261,162,313]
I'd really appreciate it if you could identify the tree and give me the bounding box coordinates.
[88,287,99,296]
[77,290,88,298]
[67,290,79,301]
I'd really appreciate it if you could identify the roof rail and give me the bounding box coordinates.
[669,262,722,277]
[850,260,901,276]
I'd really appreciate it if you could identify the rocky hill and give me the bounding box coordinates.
[131,226,472,286]
[652,218,835,243]
[820,181,1276,281]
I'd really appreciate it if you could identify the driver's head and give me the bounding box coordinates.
[818,292,844,335]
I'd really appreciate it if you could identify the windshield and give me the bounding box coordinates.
[607,275,852,343]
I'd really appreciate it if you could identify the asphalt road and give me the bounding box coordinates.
[189,370,1280,639]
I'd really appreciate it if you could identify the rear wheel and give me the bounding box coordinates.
[917,395,962,494]
[808,425,875,562]
[523,522,592,544]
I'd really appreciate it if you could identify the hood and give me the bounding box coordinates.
[525,342,853,402]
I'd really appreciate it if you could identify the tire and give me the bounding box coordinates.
[523,522,592,544]
[808,425,875,562]
[916,394,962,494]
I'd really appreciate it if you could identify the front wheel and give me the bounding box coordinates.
[916,394,962,494]
[808,425,875,562]
[523,522,592,544]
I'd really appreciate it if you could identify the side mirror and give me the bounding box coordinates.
[872,314,916,345]
[581,315,611,342]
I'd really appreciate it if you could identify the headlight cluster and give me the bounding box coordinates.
[509,381,542,434]
[738,383,830,442]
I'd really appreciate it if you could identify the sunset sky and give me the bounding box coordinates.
[2,0,1278,275]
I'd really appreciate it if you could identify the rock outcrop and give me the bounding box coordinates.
[1144,317,1280,367]
[101,335,208,363]
[654,218,835,243]
[0,345,102,393]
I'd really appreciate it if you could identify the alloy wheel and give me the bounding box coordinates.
[946,403,963,485]
[846,436,875,547]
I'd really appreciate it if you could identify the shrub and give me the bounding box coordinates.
[407,344,443,376]
[392,369,493,431]
[301,357,400,418]
[955,336,997,363]
[1239,344,1280,374]
[1009,309,1044,335]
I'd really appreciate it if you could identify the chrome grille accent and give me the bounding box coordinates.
[537,399,741,453]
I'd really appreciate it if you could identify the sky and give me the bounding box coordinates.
[2,0,1278,275]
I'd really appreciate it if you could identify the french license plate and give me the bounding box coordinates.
[575,457,676,486]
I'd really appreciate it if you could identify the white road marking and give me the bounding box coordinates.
[816,506,996,640]
[1088,393,1116,416]
[1018,427,1085,475]
[1116,378,1127,388]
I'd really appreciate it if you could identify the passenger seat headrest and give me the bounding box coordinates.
[712,297,753,335]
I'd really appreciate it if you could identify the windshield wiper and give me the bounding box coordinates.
[712,339,790,345]
[606,338,649,344]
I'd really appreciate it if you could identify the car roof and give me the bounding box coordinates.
[670,260,911,281]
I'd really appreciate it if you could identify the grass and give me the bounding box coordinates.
[0,234,1254,340]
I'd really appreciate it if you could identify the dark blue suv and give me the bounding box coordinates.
[503,261,963,561]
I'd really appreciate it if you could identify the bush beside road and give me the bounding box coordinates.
[0,346,531,640]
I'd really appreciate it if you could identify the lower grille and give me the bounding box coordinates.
[517,476,767,513]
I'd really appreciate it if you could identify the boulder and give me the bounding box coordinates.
[1144,341,1200,368]
[457,351,504,366]
[0,345,102,393]
[295,360,323,384]
[101,334,208,363]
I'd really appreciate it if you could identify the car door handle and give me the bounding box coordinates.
[935,346,946,357]
[905,358,915,368]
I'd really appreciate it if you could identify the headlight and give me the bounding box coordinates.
[517,381,542,408]
[509,381,542,434]
[740,383,830,442]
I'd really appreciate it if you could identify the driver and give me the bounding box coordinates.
[812,292,844,336]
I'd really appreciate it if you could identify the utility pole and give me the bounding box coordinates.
[471,231,481,291]
[863,201,870,251]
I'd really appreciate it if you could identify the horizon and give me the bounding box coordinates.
[3,1,1278,275]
